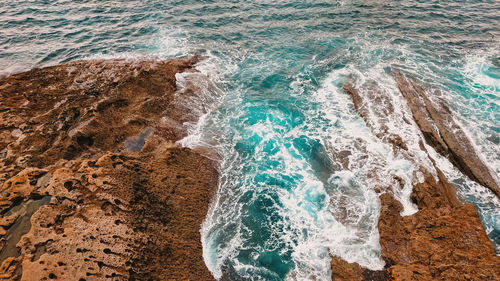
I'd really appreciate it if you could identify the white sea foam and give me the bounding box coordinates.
[178,50,237,151]
[147,25,500,281]
[462,49,500,92]
[3,2,499,280]
[453,48,500,177]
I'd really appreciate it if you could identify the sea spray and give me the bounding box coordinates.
[2,0,499,279]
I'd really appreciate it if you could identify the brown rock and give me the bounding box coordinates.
[331,256,364,281]
[333,71,500,281]
[377,176,500,281]
[0,56,200,185]
[0,57,217,280]
[410,166,460,210]
[378,192,411,267]
[393,69,500,198]
[15,147,217,281]
[330,256,388,281]
[0,257,18,281]
[0,168,47,213]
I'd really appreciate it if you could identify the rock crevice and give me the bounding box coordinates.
[393,70,500,198]
[331,72,500,281]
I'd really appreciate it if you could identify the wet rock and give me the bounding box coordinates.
[0,57,217,280]
[343,83,407,152]
[0,196,50,263]
[387,134,408,151]
[379,191,500,280]
[330,256,388,281]
[333,72,500,281]
[393,69,500,198]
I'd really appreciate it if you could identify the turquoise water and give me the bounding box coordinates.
[1,1,499,280]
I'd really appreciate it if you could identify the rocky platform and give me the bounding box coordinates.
[333,73,500,280]
[0,57,217,280]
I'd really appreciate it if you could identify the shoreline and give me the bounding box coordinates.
[0,57,217,280]
[0,57,498,280]
[334,72,500,280]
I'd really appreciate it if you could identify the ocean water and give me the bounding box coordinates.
[1,1,499,280]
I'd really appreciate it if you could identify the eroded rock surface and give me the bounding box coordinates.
[379,174,500,280]
[393,70,500,198]
[334,73,500,281]
[0,57,217,280]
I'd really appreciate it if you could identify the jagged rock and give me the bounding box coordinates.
[343,83,407,151]
[376,167,499,280]
[330,256,387,281]
[393,69,500,198]
[379,191,500,280]
[335,73,500,281]
[0,57,217,280]
[410,168,458,210]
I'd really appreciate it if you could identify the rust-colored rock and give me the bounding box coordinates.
[0,58,217,280]
[379,191,500,280]
[0,57,200,184]
[335,73,500,281]
[410,165,460,210]
[376,168,499,280]
[393,69,500,198]
[330,256,387,281]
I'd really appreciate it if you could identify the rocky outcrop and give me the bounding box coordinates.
[341,82,412,198]
[0,57,201,185]
[393,70,500,198]
[343,83,407,152]
[378,172,500,280]
[333,183,500,281]
[330,256,387,281]
[0,57,217,280]
[334,73,500,281]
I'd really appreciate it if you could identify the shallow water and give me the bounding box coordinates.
[1,1,499,280]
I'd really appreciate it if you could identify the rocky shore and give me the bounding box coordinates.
[1,56,499,281]
[335,72,500,280]
[0,57,217,280]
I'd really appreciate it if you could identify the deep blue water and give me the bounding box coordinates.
[1,1,499,280]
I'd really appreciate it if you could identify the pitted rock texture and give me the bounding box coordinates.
[0,56,200,185]
[0,57,217,280]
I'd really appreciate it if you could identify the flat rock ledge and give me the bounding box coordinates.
[333,73,500,280]
[0,57,217,280]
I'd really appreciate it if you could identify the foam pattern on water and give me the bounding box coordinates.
[2,0,499,279]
